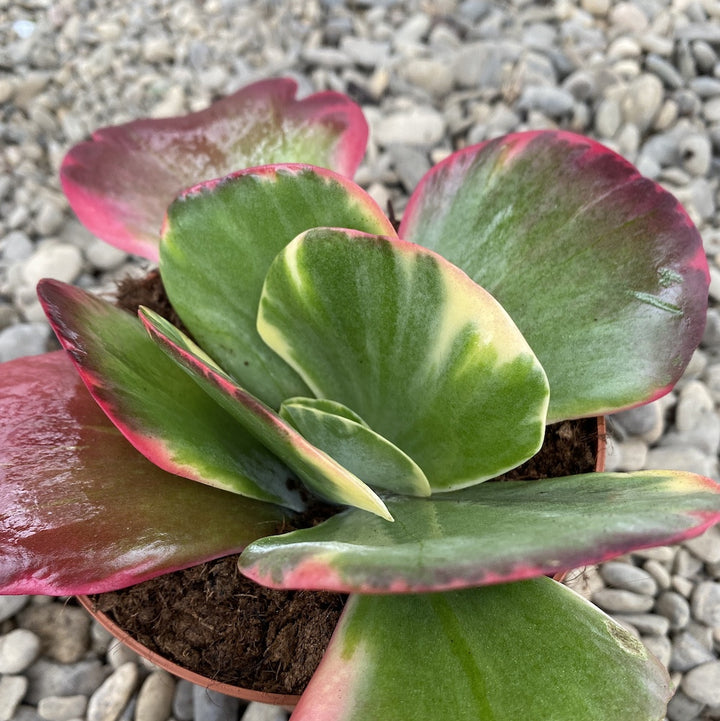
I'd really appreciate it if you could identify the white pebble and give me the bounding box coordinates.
[691,581,720,626]
[87,662,139,721]
[682,661,720,705]
[0,628,40,674]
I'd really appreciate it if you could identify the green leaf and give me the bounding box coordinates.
[37,279,303,510]
[139,307,392,521]
[239,470,720,592]
[258,228,549,490]
[280,397,431,497]
[160,165,396,409]
[0,352,290,595]
[291,578,670,721]
[399,131,709,422]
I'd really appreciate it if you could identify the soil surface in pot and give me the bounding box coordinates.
[88,272,602,696]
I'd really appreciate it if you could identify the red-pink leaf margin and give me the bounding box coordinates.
[60,78,368,260]
[0,352,288,595]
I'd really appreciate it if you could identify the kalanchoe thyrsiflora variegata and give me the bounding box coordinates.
[0,79,718,721]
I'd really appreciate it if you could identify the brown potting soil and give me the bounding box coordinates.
[88,273,601,696]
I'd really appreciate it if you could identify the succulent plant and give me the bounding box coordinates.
[1,78,718,721]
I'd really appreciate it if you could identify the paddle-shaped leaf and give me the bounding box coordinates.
[280,397,431,497]
[61,78,368,260]
[239,470,720,592]
[139,308,392,521]
[0,352,289,595]
[258,228,549,490]
[160,165,396,409]
[291,578,669,721]
[37,279,304,510]
[399,131,709,422]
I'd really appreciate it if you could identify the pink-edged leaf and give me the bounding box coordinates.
[239,471,720,593]
[0,352,289,595]
[139,307,392,521]
[37,279,304,510]
[160,164,396,409]
[61,78,368,260]
[399,131,709,422]
[291,578,669,721]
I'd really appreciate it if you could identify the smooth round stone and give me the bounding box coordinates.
[600,561,658,596]
[609,1,649,31]
[674,548,704,579]
[592,588,654,613]
[581,0,610,16]
[374,108,446,146]
[678,133,712,175]
[666,690,705,721]
[682,661,720,705]
[22,241,83,286]
[1,230,34,261]
[0,595,30,622]
[86,662,139,721]
[19,603,91,664]
[518,86,574,117]
[641,634,671,667]
[34,200,65,236]
[670,630,716,671]
[645,54,683,89]
[135,670,175,721]
[400,59,454,97]
[611,402,663,438]
[37,694,89,721]
[691,581,720,626]
[621,74,663,130]
[690,76,720,97]
[192,686,240,721]
[241,702,289,721]
[644,445,717,479]
[25,660,109,705]
[84,239,127,272]
[656,590,691,630]
[0,322,51,362]
[609,438,648,472]
[613,613,669,636]
[675,380,714,431]
[643,559,672,590]
[0,629,41,674]
[684,526,720,564]
[594,97,622,137]
[172,679,194,721]
[0,675,29,721]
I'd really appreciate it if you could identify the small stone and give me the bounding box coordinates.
[22,242,83,287]
[670,631,716,671]
[0,595,30,622]
[613,613,669,636]
[0,629,41,674]
[25,660,109,704]
[592,588,654,613]
[594,98,622,138]
[690,76,720,97]
[678,133,712,176]
[621,74,663,130]
[19,604,91,664]
[142,36,174,64]
[339,37,389,68]
[86,662,138,721]
[642,559,672,590]
[34,201,65,236]
[682,661,720,705]
[135,671,175,721]
[151,85,186,119]
[600,561,657,596]
[674,548,704,579]
[0,323,52,363]
[656,590,691,630]
[666,690,705,721]
[642,634,672,666]
[241,702,288,721]
[400,59,454,98]
[0,675,28,721]
[645,54,683,89]
[611,402,663,439]
[37,694,88,721]
[374,108,446,146]
[684,526,720,564]
[85,239,127,271]
[172,680,194,721]
[517,86,575,117]
[192,686,240,721]
[691,581,720,627]
[645,446,717,480]
[633,546,676,563]
[387,144,431,193]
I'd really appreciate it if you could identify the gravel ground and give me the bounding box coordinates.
[2,0,720,719]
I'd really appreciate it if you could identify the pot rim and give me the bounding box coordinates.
[76,594,301,706]
[77,415,606,705]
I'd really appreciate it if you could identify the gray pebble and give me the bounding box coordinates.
[613,613,670,636]
[241,703,289,721]
[600,562,658,595]
[135,670,175,721]
[690,77,720,97]
[670,631,716,671]
[675,548,705,579]
[0,675,29,721]
[645,54,683,89]
[339,37,389,69]
[1,230,34,262]
[644,446,718,480]
[691,581,720,626]
[172,679,194,721]
[517,86,575,117]
[87,662,139,721]
[682,661,720,705]
[642,634,672,667]
[374,108,446,146]
[386,144,431,193]
[34,201,65,237]
[36,694,89,721]
[0,628,41,674]
[0,323,52,362]
[678,133,712,176]
[611,402,663,440]
[643,559,672,590]
[656,590,691,630]
[594,97,622,138]
[622,74,663,130]
[19,603,91,665]
[25,660,109,704]
[192,686,240,721]
[684,526,720,564]
[0,595,30,622]
[666,689,705,721]
[592,588,655,613]
[22,241,83,287]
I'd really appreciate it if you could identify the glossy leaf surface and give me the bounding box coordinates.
[160,165,396,409]
[140,308,392,520]
[291,578,669,721]
[61,78,368,260]
[240,470,720,592]
[400,131,709,422]
[258,228,549,490]
[0,352,289,595]
[280,397,431,496]
[37,279,303,510]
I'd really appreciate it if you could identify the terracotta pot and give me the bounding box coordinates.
[77,416,606,705]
